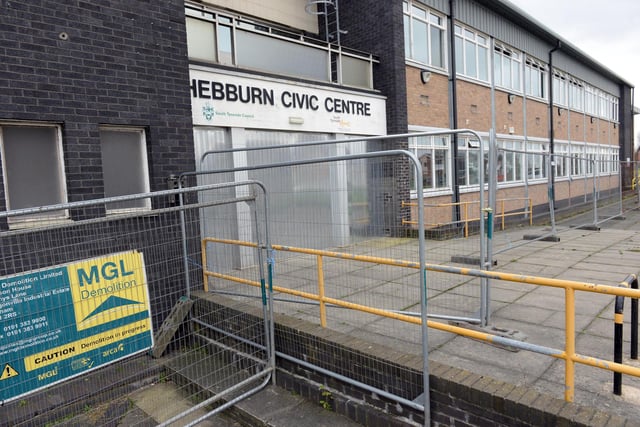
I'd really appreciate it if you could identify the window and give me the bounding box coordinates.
[554,143,569,178]
[457,136,489,187]
[611,146,619,173]
[525,57,547,99]
[185,4,374,89]
[99,128,150,212]
[403,1,446,69]
[410,135,450,193]
[497,140,524,183]
[569,79,583,112]
[455,25,489,81]
[0,124,67,220]
[585,85,598,116]
[599,91,609,118]
[527,142,547,181]
[552,71,567,106]
[571,144,584,177]
[185,8,234,66]
[494,44,521,92]
[585,145,597,175]
[611,96,619,122]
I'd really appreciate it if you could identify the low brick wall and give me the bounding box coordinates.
[192,292,633,426]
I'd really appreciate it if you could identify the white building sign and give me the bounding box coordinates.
[190,68,387,135]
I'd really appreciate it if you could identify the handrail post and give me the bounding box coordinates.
[501,199,505,230]
[565,287,575,402]
[317,255,327,328]
[632,276,638,360]
[464,202,469,237]
[614,290,625,395]
[202,239,209,292]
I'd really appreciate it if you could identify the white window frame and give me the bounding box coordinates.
[454,24,489,82]
[552,70,568,107]
[524,57,547,100]
[456,135,490,189]
[599,91,609,119]
[409,133,451,196]
[526,141,548,181]
[585,144,597,176]
[570,143,585,177]
[0,122,68,223]
[494,43,521,92]
[496,140,524,184]
[554,142,569,179]
[403,1,447,70]
[611,96,619,122]
[569,78,583,112]
[99,126,151,214]
[585,85,598,116]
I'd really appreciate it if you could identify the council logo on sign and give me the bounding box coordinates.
[68,252,148,331]
[202,103,215,121]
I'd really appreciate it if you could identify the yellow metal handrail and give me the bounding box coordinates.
[201,237,640,402]
[401,198,532,236]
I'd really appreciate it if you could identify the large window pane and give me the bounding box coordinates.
[236,30,328,81]
[412,19,428,63]
[430,26,443,67]
[478,46,488,81]
[435,150,448,188]
[217,25,233,65]
[1,125,66,218]
[342,55,371,88]
[186,17,216,62]
[455,37,463,71]
[468,150,479,185]
[465,40,477,77]
[100,128,150,211]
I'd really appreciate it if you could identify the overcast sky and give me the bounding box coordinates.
[507,0,640,146]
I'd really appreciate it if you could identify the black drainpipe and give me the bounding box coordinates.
[548,40,561,206]
[449,0,460,223]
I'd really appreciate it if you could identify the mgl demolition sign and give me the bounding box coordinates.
[0,251,153,403]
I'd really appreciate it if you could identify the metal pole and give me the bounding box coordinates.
[592,160,598,225]
[547,154,557,236]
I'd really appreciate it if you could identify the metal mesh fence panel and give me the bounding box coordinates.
[0,183,273,426]
[193,142,434,414]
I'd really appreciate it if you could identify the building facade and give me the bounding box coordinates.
[183,0,634,235]
[0,1,194,225]
[0,0,634,250]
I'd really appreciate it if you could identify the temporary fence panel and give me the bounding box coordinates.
[401,131,491,325]
[192,143,432,423]
[194,130,491,324]
[0,183,274,427]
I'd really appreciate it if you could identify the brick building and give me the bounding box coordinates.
[0,1,194,225]
[0,0,632,235]
[184,0,633,235]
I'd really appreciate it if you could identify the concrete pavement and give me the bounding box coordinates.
[263,199,640,422]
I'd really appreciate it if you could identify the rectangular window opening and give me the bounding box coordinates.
[99,127,151,213]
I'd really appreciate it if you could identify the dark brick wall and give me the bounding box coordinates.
[0,0,196,330]
[0,0,195,208]
[338,0,411,235]
[339,0,407,138]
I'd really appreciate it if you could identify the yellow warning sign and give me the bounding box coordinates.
[68,251,149,331]
[1,364,19,380]
[24,318,150,372]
